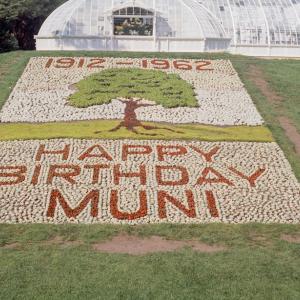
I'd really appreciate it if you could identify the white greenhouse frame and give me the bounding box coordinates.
[35,0,300,57]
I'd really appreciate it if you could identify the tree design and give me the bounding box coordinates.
[69,68,198,136]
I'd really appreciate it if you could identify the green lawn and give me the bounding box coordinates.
[1,224,300,300]
[0,51,300,299]
[0,224,300,300]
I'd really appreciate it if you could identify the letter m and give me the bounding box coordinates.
[47,189,99,218]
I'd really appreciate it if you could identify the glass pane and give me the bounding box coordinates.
[127,7,133,15]
[120,8,126,15]
[114,17,153,36]
[134,7,141,15]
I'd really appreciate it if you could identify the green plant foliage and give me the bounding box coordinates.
[0,120,274,142]
[0,0,67,50]
[0,20,18,53]
[69,68,198,108]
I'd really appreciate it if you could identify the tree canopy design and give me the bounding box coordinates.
[69,68,198,135]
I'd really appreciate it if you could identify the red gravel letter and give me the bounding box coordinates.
[35,144,70,161]
[84,164,110,184]
[122,145,152,161]
[47,189,99,218]
[228,167,266,187]
[47,165,81,184]
[78,145,113,161]
[113,164,147,185]
[30,165,42,186]
[197,167,234,186]
[0,166,27,186]
[190,146,220,162]
[157,145,187,161]
[156,166,189,186]
[205,190,219,218]
[110,190,148,220]
[157,190,196,219]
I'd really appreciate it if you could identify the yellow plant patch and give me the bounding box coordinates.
[0,120,274,142]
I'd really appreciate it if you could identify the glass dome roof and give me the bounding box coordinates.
[37,0,300,51]
[38,0,227,40]
[201,0,300,46]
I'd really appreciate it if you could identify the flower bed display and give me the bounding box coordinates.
[0,140,299,224]
[0,58,263,125]
[0,57,299,224]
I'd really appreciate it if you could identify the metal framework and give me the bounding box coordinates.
[38,0,227,39]
[36,0,300,56]
[202,0,300,46]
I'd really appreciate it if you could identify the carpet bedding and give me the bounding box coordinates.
[0,57,299,224]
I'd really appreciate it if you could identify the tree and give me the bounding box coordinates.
[69,68,198,136]
[0,19,18,52]
[0,0,66,51]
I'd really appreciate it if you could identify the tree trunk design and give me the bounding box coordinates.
[96,99,182,136]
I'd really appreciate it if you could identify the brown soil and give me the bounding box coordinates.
[281,234,300,244]
[92,234,227,255]
[249,235,273,247]
[249,65,282,103]
[251,235,267,242]
[42,236,83,248]
[248,65,300,156]
[1,242,21,249]
[278,117,300,154]
[1,238,82,250]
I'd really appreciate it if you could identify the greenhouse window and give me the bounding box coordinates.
[113,7,154,36]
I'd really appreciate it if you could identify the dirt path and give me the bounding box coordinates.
[278,117,300,154]
[248,65,300,156]
[92,234,227,255]
[281,234,300,243]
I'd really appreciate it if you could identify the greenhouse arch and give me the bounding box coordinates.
[35,0,300,57]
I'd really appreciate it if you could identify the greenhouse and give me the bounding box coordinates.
[35,0,300,56]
